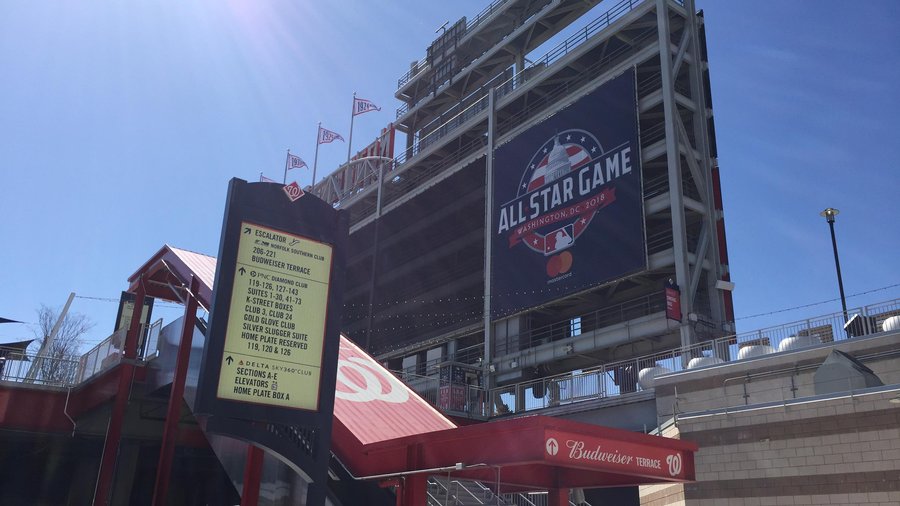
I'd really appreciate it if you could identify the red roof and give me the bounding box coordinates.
[334,336,456,445]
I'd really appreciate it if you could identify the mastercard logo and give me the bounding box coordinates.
[546,251,573,277]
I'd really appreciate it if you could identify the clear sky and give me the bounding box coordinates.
[1,0,899,352]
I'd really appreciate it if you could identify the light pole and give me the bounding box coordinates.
[820,207,848,321]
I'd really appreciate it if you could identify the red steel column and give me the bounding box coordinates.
[241,445,265,506]
[547,488,569,506]
[399,475,427,506]
[151,276,201,505]
[93,280,146,505]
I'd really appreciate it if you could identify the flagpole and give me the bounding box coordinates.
[347,92,356,164]
[283,149,290,184]
[260,171,264,183]
[312,122,321,186]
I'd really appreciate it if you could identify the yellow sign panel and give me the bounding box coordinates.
[216,222,333,411]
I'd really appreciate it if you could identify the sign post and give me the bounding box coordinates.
[196,178,347,506]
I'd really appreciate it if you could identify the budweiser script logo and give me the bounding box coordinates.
[334,356,410,404]
[563,440,678,475]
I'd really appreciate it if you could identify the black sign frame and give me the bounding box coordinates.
[195,178,347,428]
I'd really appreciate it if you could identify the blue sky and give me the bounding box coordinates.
[1,0,899,351]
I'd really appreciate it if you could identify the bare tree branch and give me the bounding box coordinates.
[32,304,95,384]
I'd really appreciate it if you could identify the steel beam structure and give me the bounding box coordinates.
[93,279,146,505]
[151,276,200,506]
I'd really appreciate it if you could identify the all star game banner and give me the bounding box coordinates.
[491,70,646,318]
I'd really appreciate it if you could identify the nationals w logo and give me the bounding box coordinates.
[334,356,410,404]
[666,453,682,477]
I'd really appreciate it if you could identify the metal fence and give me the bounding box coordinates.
[494,293,666,356]
[399,370,491,418]
[428,476,589,506]
[397,0,513,89]
[0,346,82,387]
[483,299,900,417]
[76,328,127,383]
[324,0,653,214]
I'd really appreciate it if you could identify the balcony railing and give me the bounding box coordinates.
[0,347,82,388]
[398,298,900,418]
[486,298,900,416]
[76,328,127,383]
[397,0,513,90]
[320,0,654,212]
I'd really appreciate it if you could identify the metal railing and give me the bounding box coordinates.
[397,370,490,418]
[429,477,499,505]
[486,298,900,417]
[76,328,127,383]
[323,0,653,214]
[400,298,900,418]
[142,318,164,359]
[494,293,666,356]
[0,346,82,387]
[397,0,645,121]
[1,322,161,389]
[675,349,900,420]
[428,476,590,506]
[397,0,513,90]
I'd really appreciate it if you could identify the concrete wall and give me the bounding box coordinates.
[653,331,900,422]
[639,421,686,506]
[675,390,900,505]
[641,330,900,505]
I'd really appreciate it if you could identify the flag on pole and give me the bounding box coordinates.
[352,97,381,116]
[287,153,307,170]
[317,126,345,144]
[260,174,278,183]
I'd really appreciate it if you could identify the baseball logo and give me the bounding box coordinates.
[666,454,682,477]
[334,356,410,404]
[497,128,627,279]
[283,182,305,202]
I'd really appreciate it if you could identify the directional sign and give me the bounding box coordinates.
[215,222,333,410]
[195,178,347,506]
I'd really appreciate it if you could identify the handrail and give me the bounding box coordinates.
[397,0,643,120]
[485,298,900,416]
[449,479,488,505]
[396,297,900,418]
[0,346,82,387]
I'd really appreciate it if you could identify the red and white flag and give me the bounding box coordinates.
[260,174,278,183]
[352,97,381,116]
[317,126,345,144]
[287,153,307,170]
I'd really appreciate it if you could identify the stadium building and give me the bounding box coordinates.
[3,0,900,505]
[312,0,731,425]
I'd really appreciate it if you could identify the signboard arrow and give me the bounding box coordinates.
[244,227,251,234]
[226,356,234,365]
[238,267,246,276]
